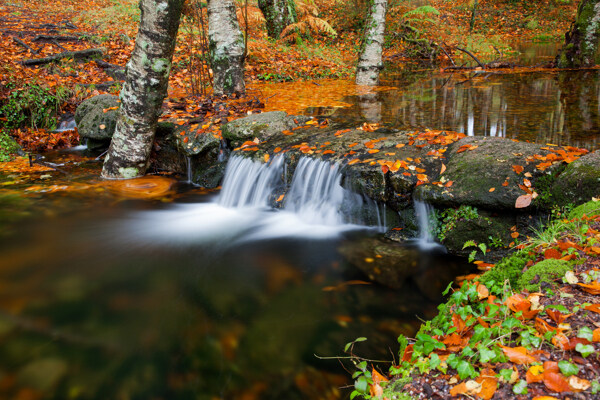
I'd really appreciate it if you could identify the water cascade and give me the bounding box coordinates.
[127,154,385,244]
[413,199,441,249]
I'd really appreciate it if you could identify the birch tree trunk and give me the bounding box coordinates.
[556,0,600,68]
[208,0,246,96]
[355,0,387,86]
[258,0,297,39]
[101,0,184,179]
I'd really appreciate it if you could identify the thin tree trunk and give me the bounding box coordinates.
[101,0,184,179]
[258,0,297,39]
[355,0,388,86]
[208,0,246,96]
[556,0,600,68]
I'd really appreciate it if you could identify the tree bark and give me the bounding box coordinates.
[101,0,184,179]
[355,0,388,86]
[208,0,246,96]
[258,0,297,39]
[556,0,600,68]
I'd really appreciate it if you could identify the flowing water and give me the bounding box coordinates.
[4,42,597,399]
[0,152,471,400]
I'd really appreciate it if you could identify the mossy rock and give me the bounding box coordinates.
[568,200,600,220]
[174,123,220,157]
[416,137,559,210]
[517,259,572,292]
[75,94,119,141]
[221,111,311,146]
[551,151,600,206]
[440,208,515,260]
[480,249,536,289]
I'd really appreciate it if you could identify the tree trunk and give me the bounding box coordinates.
[355,0,388,86]
[208,0,246,96]
[556,0,600,68]
[101,0,184,179]
[258,0,297,39]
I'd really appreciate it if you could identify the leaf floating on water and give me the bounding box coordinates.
[102,176,175,199]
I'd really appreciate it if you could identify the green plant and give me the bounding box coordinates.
[0,82,68,130]
[438,205,479,241]
[516,259,572,292]
[462,240,487,262]
[0,129,20,162]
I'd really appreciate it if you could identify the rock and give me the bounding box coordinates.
[338,237,419,289]
[416,137,558,210]
[75,94,119,142]
[551,150,600,206]
[174,124,220,157]
[221,111,311,146]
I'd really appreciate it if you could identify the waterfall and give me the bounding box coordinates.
[125,154,385,245]
[185,156,193,184]
[414,199,438,247]
[218,155,285,208]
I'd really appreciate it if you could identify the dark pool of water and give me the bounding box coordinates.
[0,154,471,400]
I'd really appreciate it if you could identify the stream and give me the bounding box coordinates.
[1,42,598,399]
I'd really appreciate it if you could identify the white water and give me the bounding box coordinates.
[413,199,443,250]
[124,155,384,245]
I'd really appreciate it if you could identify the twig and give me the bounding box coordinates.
[33,34,80,42]
[456,46,486,69]
[95,149,109,161]
[12,36,39,54]
[51,39,68,52]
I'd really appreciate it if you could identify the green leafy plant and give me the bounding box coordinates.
[0,129,20,162]
[0,82,69,130]
[438,205,479,241]
[463,240,487,263]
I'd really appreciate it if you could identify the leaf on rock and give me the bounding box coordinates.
[515,194,532,208]
[512,165,524,174]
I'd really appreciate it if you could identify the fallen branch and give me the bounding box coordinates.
[32,34,81,42]
[455,46,486,69]
[434,42,456,67]
[12,36,39,54]
[21,47,105,66]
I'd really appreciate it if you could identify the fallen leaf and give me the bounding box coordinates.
[512,165,524,174]
[515,194,532,208]
[489,187,495,192]
[577,282,600,295]
[499,345,538,364]
[450,380,482,396]
[440,163,446,174]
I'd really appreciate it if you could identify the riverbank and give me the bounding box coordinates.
[354,200,600,399]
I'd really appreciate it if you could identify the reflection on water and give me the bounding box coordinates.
[0,159,471,400]
[332,69,600,149]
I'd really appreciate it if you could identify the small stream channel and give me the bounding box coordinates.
[2,42,598,399]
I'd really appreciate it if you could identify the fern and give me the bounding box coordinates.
[402,5,440,18]
[279,0,337,43]
[236,5,266,28]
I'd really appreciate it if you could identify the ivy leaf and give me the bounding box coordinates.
[478,345,497,363]
[513,379,528,395]
[575,343,595,358]
[457,360,476,380]
[558,360,579,377]
[355,375,368,394]
[577,326,594,342]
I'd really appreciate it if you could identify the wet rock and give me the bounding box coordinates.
[174,124,220,157]
[551,150,600,206]
[338,237,418,289]
[221,111,311,146]
[416,137,558,210]
[74,94,119,143]
[17,358,68,391]
[151,121,186,175]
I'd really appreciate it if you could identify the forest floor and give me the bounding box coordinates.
[0,0,578,155]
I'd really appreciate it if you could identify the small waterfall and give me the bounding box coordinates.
[185,156,193,184]
[284,157,346,225]
[414,199,437,246]
[218,155,285,208]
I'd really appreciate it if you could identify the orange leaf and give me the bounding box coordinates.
[416,174,428,182]
[515,194,532,208]
[371,368,388,384]
[368,149,380,154]
[526,365,545,384]
[475,368,497,400]
[322,149,335,155]
[440,163,446,174]
[276,194,285,202]
[499,345,538,364]
[273,147,282,153]
[511,231,520,239]
[544,248,562,259]
[489,187,495,192]
[282,130,294,136]
[502,180,509,187]
[577,282,600,295]
[585,304,600,314]
[523,178,532,187]
[593,328,600,342]
[263,154,270,163]
[512,165,524,174]
[552,333,570,350]
[543,370,572,393]
[348,159,360,165]
[381,165,389,174]
[477,284,489,300]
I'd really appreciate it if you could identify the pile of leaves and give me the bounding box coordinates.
[349,201,600,400]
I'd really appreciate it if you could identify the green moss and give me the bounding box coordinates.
[0,130,20,162]
[117,167,140,179]
[480,249,536,289]
[568,200,600,220]
[517,259,572,292]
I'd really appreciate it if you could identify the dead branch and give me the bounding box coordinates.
[33,34,81,41]
[455,46,486,69]
[434,42,456,67]
[21,47,105,66]
[12,36,40,54]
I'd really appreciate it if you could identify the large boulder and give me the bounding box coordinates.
[415,137,559,210]
[551,151,600,206]
[74,95,119,150]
